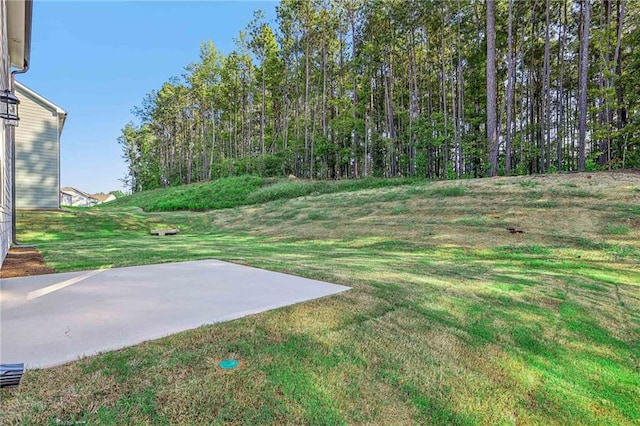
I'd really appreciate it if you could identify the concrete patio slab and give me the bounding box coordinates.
[0,259,349,368]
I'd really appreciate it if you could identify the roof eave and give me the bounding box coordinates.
[58,112,67,135]
[6,0,33,69]
[14,81,68,135]
[14,81,67,115]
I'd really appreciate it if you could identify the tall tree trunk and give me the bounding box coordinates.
[614,0,627,139]
[486,0,499,176]
[441,11,449,179]
[384,59,397,177]
[304,31,311,177]
[349,10,360,178]
[409,30,419,177]
[209,110,216,179]
[505,0,515,176]
[261,64,266,156]
[557,0,567,172]
[542,0,552,172]
[578,0,591,171]
[596,0,610,167]
[457,0,464,177]
[201,110,207,181]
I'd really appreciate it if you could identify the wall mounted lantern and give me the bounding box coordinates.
[0,89,19,125]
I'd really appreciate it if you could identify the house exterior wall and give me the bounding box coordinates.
[15,85,60,209]
[60,191,72,206]
[0,0,13,263]
[71,193,96,207]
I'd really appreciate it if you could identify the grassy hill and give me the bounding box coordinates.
[4,172,640,425]
[102,175,416,211]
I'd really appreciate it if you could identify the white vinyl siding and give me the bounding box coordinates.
[14,85,60,209]
[1,0,13,262]
[59,191,71,206]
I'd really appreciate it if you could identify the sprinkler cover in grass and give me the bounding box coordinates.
[218,359,239,370]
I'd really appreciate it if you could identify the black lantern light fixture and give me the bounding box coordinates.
[0,89,19,124]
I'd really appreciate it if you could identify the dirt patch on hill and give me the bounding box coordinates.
[1,247,54,278]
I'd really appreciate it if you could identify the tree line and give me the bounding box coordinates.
[119,0,639,192]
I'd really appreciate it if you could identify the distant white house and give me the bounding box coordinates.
[14,81,67,209]
[92,193,116,204]
[59,190,72,206]
[60,187,98,207]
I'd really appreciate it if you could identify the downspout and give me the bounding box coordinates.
[10,62,28,245]
[9,0,33,245]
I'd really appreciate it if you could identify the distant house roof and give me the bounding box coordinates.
[61,187,98,201]
[92,193,115,203]
[15,81,67,134]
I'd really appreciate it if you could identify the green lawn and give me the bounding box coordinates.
[2,172,639,425]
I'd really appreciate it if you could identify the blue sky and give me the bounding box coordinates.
[19,1,278,194]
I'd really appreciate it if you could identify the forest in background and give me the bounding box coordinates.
[118,0,640,192]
